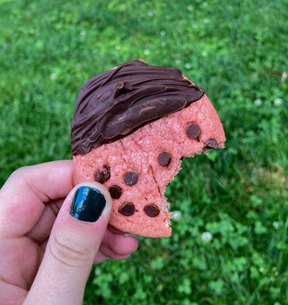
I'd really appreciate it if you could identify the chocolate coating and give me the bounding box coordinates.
[186,123,201,140]
[71,60,205,155]
[119,202,135,216]
[144,204,160,217]
[95,164,110,184]
[124,171,138,186]
[109,185,122,199]
[158,152,171,167]
[205,139,218,150]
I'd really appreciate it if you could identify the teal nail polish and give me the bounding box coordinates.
[70,186,106,222]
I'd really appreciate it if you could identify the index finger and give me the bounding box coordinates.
[0,160,78,238]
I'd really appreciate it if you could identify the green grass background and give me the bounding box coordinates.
[1,0,288,304]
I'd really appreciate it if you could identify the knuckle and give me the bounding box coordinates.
[50,231,91,268]
[9,166,29,181]
[8,166,34,188]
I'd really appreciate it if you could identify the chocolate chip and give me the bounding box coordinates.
[205,139,218,150]
[144,204,160,217]
[119,202,135,216]
[186,124,201,140]
[109,185,122,199]
[124,171,138,186]
[158,152,171,167]
[95,164,110,184]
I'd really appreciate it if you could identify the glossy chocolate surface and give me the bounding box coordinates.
[71,60,204,155]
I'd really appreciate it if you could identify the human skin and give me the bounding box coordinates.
[0,160,138,305]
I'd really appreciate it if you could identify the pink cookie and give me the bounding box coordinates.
[71,60,225,238]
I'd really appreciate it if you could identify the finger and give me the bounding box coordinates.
[107,225,128,234]
[26,198,64,243]
[0,160,77,239]
[40,238,49,252]
[92,247,131,265]
[97,243,131,261]
[0,281,27,305]
[39,227,138,264]
[101,226,138,256]
[24,182,112,305]
[38,237,117,264]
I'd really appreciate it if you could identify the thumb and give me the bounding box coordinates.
[24,182,112,305]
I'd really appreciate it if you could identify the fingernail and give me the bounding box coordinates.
[70,186,106,222]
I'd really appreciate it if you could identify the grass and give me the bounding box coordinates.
[1,0,288,304]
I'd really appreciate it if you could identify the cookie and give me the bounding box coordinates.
[71,60,225,237]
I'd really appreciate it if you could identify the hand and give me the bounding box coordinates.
[0,161,138,305]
